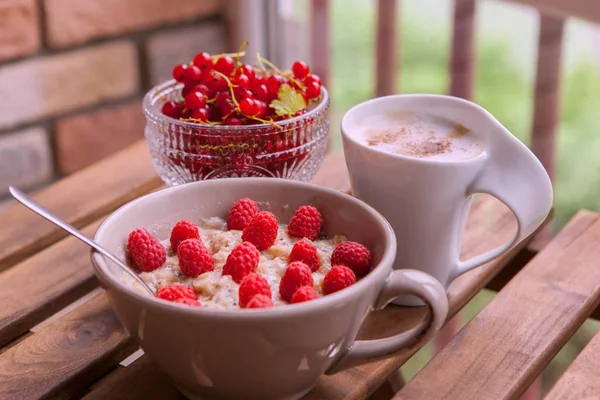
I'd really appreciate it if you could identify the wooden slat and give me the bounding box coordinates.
[0,219,104,347]
[449,0,476,99]
[508,0,600,25]
[0,140,161,272]
[310,0,331,87]
[84,195,545,400]
[531,14,564,182]
[544,329,600,400]
[0,294,137,400]
[375,0,397,97]
[394,210,600,400]
[309,152,352,193]
[83,356,184,400]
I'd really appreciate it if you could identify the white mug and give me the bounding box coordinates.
[341,94,553,304]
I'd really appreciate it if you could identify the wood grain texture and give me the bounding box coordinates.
[544,329,600,400]
[375,0,397,97]
[310,151,352,193]
[310,0,331,87]
[510,0,600,24]
[82,195,541,400]
[0,218,102,347]
[0,294,136,400]
[0,140,161,271]
[531,14,564,182]
[395,210,600,400]
[83,356,184,400]
[449,0,476,99]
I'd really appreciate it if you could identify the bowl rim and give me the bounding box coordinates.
[91,177,397,320]
[143,80,330,132]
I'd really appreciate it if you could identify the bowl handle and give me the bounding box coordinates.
[326,269,448,374]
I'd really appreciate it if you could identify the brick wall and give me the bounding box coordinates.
[0,0,226,205]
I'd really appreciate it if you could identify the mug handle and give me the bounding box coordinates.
[326,269,448,374]
[449,122,554,282]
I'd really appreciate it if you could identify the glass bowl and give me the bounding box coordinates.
[142,80,330,185]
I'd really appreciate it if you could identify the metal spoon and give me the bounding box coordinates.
[9,186,155,297]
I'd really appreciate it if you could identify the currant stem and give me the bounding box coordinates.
[235,41,248,67]
[211,51,247,60]
[255,53,269,76]
[212,70,241,109]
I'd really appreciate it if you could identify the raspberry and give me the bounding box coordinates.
[287,205,322,241]
[279,261,314,302]
[288,239,320,272]
[177,238,214,278]
[174,297,202,307]
[323,265,357,295]
[156,285,197,301]
[238,273,271,308]
[127,228,166,272]
[227,198,260,230]
[242,211,278,251]
[291,286,318,303]
[331,241,373,277]
[222,241,260,283]
[170,220,201,252]
[246,294,273,308]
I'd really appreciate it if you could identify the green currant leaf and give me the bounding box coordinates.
[269,84,307,117]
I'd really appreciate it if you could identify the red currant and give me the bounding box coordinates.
[172,64,188,82]
[292,61,310,79]
[266,75,284,94]
[304,74,321,86]
[251,76,267,92]
[255,100,267,118]
[184,91,207,109]
[236,64,256,81]
[224,117,243,125]
[219,99,235,116]
[216,92,231,108]
[182,83,209,98]
[234,87,253,102]
[253,84,270,101]
[239,97,259,116]
[183,66,203,85]
[208,107,222,122]
[162,101,181,118]
[180,108,192,119]
[193,52,213,71]
[235,74,251,89]
[214,56,235,75]
[194,84,210,95]
[192,107,209,121]
[305,81,321,99]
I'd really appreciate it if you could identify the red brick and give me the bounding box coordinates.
[0,41,138,130]
[44,0,222,47]
[54,100,146,174]
[0,0,40,61]
[146,23,226,85]
[0,127,53,196]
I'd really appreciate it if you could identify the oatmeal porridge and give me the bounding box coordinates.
[123,198,373,309]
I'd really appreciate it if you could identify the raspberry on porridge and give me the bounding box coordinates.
[123,199,373,310]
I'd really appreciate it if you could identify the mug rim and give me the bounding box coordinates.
[340,93,490,165]
[91,177,397,320]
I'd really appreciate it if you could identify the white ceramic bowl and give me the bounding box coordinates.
[91,178,448,400]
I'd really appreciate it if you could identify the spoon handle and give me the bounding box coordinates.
[9,186,155,296]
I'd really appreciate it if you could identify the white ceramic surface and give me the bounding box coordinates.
[342,94,553,305]
[90,178,449,400]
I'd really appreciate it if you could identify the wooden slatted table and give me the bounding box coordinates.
[1,140,597,400]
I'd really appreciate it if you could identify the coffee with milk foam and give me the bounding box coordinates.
[349,111,484,161]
